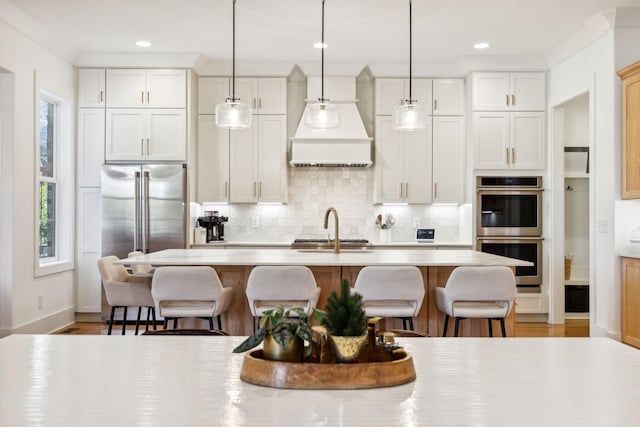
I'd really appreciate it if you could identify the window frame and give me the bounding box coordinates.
[38,95,59,262]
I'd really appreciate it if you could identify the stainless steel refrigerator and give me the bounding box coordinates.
[101,164,187,259]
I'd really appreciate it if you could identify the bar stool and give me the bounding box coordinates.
[353,266,425,331]
[435,266,516,337]
[127,251,155,276]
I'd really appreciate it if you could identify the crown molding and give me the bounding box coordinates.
[73,52,201,68]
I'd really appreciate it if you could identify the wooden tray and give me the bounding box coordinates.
[240,349,416,389]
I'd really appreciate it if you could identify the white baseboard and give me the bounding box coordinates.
[1,307,76,337]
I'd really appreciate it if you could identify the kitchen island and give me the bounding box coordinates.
[119,249,531,336]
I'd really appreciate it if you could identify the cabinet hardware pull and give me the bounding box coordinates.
[511,94,515,106]
[405,183,409,198]
[141,91,144,105]
[434,99,438,110]
[253,99,256,109]
[141,139,145,155]
[254,182,257,197]
[505,147,509,164]
[434,182,437,199]
[100,91,104,102]
[506,94,509,106]
[147,91,150,104]
[258,98,262,109]
[225,181,228,198]
[400,183,403,198]
[147,139,150,156]
[511,147,515,164]
[259,182,262,197]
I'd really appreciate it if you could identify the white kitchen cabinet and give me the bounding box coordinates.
[472,72,545,111]
[77,109,105,187]
[76,187,101,313]
[229,115,287,203]
[106,69,186,108]
[375,78,433,116]
[78,69,106,108]
[473,111,545,170]
[198,77,229,114]
[433,116,465,203]
[432,79,465,116]
[106,109,186,162]
[375,116,432,204]
[197,115,229,203]
[235,78,287,114]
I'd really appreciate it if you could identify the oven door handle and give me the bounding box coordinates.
[476,236,544,241]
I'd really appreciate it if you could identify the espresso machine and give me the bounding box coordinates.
[196,211,228,242]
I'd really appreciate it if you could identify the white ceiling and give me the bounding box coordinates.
[7,0,640,66]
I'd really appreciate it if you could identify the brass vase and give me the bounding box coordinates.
[262,334,304,363]
[328,334,367,363]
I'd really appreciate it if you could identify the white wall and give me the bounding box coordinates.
[0,13,76,335]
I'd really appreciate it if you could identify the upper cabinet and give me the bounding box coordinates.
[432,79,465,116]
[198,77,230,115]
[78,69,106,108]
[617,61,640,199]
[433,116,465,203]
[472,72,545,111]
[375,78,433,116]
[234,78,287,115]
[197,115,229,203]
[106,69,186,109]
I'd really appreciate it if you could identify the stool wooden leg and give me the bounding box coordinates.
[442,315,449,337]
[454,317,461,337]
[500,318,507,337]
[488,319,493,337]
[108,306,116,335]
[121,307,128,335]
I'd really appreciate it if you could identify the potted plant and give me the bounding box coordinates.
[232,306,315,363]
[318,278,368,363]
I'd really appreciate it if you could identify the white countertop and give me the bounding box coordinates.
[190,241,473,248]
[1,335,638,426]
[118,248,531,267]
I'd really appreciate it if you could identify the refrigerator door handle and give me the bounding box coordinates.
[134,171,141,251]
[143,171,150,253]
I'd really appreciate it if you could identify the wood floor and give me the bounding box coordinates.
[53,319,590,337]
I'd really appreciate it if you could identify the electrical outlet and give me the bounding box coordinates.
[412,217,421,228]
[251,216,259,228]
[37,295,43,310]
[597,219,608,234]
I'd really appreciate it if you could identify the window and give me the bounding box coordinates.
[35,90,74,276]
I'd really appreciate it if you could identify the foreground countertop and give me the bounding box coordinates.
[118,248,531,267]
[1,335,638,426]
[190,241,473,249]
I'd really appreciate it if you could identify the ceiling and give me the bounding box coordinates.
[7,0,640,66]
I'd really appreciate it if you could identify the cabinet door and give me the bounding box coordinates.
[78,69,105,108]
[106,69,146,108]
[375,117,405,203]
[257,78,287,114]
[235,78,258,110]
[105,109,145,161]
[405,78,433,115]
[198,77,229,114]
[197,115,229,203]
[433,116,465,203]
[509,72,545,111]
[229,124,259,202]
[403,123,432,204]
[76,187,102,313]
[472,72,510,111]
[146,69,186,108]
[621,66,640,198]
[375,78,405,115]
[77,109,105,186]
[257,116,287,202]
[622,257,640,349]
[433,79,465,116]
[146,109,187,161]
[473,112,509,169]
[510,112,545,169]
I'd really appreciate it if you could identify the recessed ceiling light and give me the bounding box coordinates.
[136,40,152,48]
[474,42,490,50]
[313,42,328,49]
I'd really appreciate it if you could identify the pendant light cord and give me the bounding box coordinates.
[321,0,325,102]
[231,0,237,101]
[408,0,412,102]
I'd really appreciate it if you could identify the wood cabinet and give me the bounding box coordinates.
[375,78,433,116]
[432,79,465,116]
[106,109,186,161]
[235,77,287,114]
[198,77,229,115]
[375,116,432,204]
[617,62,640,199]
[77,109,105,187]
[622,257,640,348]
[78,69,106,108]
[106,69,186,108]
[473,111,545,170]
[433,116,465,203]
[197,115,229,203]
[229,115,287,203]
[472,72,545,111]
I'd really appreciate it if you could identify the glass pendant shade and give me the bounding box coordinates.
[215,100,252,129]
[305,101,339,129]
[392,102,428,131]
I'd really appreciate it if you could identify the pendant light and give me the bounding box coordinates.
[392,0,427,131]
[216,0,252,129]
[305,0,339,129]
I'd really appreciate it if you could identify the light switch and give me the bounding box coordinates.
[597,219,608,234]
[251,216,259,228]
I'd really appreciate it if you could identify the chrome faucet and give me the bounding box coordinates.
[323,207,340,253]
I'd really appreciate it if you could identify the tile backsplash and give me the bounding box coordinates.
[194,168,471,244]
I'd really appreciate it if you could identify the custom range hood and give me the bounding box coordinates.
[290,77,373,167]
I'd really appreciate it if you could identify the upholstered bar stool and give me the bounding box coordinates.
[97,256,157,335]
[151,266,233,330]
[127,251,155,276]
[353,266,425,331]
[435,266,516,337]
[246,266,321,330]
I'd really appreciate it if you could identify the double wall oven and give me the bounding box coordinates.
[476,176,543,287]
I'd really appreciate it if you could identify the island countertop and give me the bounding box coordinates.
[118,248,532,267]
